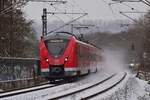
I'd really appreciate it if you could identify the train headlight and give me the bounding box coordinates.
[45,58,49,62]
[129,63,135,67]
[64,57,68,62]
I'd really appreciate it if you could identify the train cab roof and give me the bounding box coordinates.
[43,31,78,41]
[42,31,101,49]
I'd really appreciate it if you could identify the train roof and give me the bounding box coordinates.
[43,31,77,41]
[42,31,101,50]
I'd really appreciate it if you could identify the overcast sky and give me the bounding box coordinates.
[23,0,149,24]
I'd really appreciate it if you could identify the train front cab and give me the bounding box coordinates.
[40,35,79,79]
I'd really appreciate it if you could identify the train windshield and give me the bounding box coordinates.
[46,39,68,57]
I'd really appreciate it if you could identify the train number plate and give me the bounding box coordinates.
[50,39,63,43]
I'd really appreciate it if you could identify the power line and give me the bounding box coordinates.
[47,12,87,15]
[112,0,141,3]
[54,14,66,23]
[145,0,150,4]
[110,0,149,26]
[141,0,150,6]
[48,13,88,34]
[49,1,88,25]
[120,11,138,22]
[44,0,89,34]
[121,3,139,11]
[112,0,150,6]
[50,3,73,20]
[121,11,148,13]
[71,0,86,13]
[28,0,67,4]
[101,0,118,20]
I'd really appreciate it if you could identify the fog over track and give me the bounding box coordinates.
[101,47,129,73]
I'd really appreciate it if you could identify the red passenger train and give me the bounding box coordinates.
[39,32,101,80]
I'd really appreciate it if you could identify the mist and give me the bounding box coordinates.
[100,47,129,73]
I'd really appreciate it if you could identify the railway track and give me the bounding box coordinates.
[44,72,127,100]
[81,72,127,100]
[0,80,49,93]
[0,72,127,100]
[0,82,63,99]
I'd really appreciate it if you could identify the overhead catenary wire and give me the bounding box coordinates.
[66,0,150,50]
[118,1,150,40]
[141,0,150,6]
[47,3,89,26]
[64,0,87,23]
[65,0,98,33]
[145,0,150,4]
[47,13,88,34]
[50,4,73,21]
[108,4,118,19]
[112,0,150,7]
[28,0,67,4]
[50,4,86,32]
[109,1,146,25]
[110,0,149,24]
[49,4,70,22]
[100,0,129,30]
[49,1,91,33]
[71,0,87,13]
[107,0,144,18]
[120,2,139,12]
[104,0,150,44]
[53,14,66,23]
[101,0,121,20]
[92,0,149,45]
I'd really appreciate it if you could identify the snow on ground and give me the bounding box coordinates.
[0,68,114,100]
[95,48,150,100]
[94,75,150,100]
[57,72,125,100]
[2,48,150,100]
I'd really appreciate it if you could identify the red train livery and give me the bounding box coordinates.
[39,32,101,80]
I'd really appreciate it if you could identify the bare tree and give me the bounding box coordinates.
[0,0,37,57]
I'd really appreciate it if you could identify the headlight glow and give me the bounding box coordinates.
[130,63,135,67]
[45,58,49,62]
[64,57,68,62]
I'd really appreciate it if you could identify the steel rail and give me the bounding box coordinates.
[0,83,63,98]
[81,72,127,100]
[0,80,49,93]
[48,74,116,100]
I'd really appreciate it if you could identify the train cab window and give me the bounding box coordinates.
[45,39,68,57]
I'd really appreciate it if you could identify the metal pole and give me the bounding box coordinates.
[71,24,73,33]
[10,0,13,57]
[42,8,47,36]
